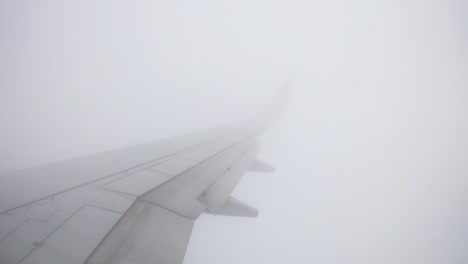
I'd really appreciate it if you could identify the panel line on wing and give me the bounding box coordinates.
[0,136,217,215]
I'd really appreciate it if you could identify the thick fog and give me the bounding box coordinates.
[1,0,467,263]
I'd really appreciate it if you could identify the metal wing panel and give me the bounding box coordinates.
[21,206,121,264]
[101,170,171,196]
[148,157,198,176]
[0,122,270,264]
[0,186,136,264]
[0,217,55,264]
[85,200,194,264]
[0,127,229,214]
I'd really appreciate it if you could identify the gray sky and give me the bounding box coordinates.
[1,0,468,263]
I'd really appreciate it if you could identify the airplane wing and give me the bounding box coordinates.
[0,116,277,264]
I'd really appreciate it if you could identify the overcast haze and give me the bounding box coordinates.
[1,0,468,263]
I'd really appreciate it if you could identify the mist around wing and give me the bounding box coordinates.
[1,0,468,264]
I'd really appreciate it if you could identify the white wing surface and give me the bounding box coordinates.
[0,119,275,264]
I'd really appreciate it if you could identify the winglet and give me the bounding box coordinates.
[249,77,294,136]
[265,77,294,122]
[248,158,276,173]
